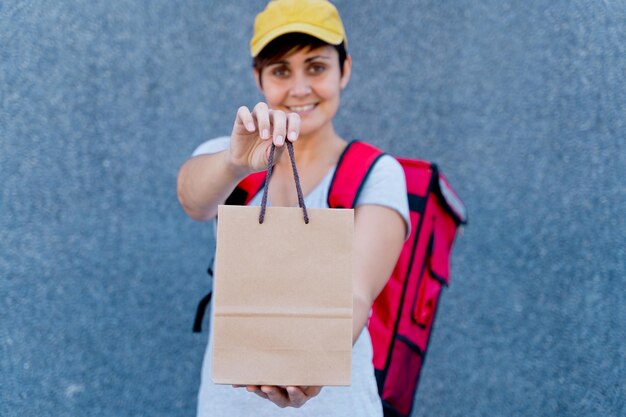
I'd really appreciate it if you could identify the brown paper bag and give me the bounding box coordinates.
[211,143,353,387]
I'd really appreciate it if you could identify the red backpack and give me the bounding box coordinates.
[193,140,467,417]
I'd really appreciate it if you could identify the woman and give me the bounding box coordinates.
[177,1,409,415]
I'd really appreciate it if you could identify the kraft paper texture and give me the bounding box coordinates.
[212,205,353,386]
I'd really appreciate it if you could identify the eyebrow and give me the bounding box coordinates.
[269,55,332,66]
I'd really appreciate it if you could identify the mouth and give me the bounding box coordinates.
[286,103,318,113]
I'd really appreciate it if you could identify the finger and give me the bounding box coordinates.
[286,112,300,142]
[286,386,308,408]
[270,110,287,146]
[303,386,322,398]
[268,140,287,165]
[252,102,271,140]
[246,385,268,399]
[261,385,289,408]
[236,106,255,132]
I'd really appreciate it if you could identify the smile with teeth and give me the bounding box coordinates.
[287,103,317,113]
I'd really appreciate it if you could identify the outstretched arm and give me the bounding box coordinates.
[177,103,300,220]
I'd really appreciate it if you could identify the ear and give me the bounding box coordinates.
[253,68,263,92]
[339,55,352,90]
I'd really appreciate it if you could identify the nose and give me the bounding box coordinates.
[289,73,311,97]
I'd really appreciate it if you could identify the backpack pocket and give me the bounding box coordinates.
[411,231,449,330]
[381,335,425,417]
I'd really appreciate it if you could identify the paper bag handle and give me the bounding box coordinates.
[259,141,310,225]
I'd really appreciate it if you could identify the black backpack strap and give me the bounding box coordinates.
[192,262,214,333]
[192,292,212,333]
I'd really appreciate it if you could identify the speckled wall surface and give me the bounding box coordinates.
[1,1,624,416]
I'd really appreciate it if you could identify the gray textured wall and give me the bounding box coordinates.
[1,1,624,416]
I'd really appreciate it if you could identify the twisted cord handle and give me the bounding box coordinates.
[259,142,310,224]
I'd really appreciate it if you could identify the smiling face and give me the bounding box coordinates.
[255,43,351,138]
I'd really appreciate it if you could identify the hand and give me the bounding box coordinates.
[228,102,301,174]
[233,385,322,408]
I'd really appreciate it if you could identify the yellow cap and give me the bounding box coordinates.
[250,0,347,57]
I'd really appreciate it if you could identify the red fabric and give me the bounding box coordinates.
[327,141,383,208]
[236,171,266,205]
[381,339,424,416]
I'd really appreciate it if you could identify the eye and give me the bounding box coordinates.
[270,66,290,78]
[308,63,326,74]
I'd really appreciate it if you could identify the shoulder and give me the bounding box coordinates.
[369,154,405,181]
[191,136,230,157]
[355,153,411,237]
[339,141,405,187]
[357,154,406,203]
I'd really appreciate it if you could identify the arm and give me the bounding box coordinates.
[177,150,248,221]
[176,103,300,221]
[351,204,406,343]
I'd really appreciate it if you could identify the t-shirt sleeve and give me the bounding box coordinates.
[355,155,411,238]
[191,136,231,157]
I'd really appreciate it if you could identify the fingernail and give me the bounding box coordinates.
[276,135,284,145]
[246,122,255,131]
[262,129,269,139]
[288,131,297,141]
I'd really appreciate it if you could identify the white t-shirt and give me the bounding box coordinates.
[193,137,409,417]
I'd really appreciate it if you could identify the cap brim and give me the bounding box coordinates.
[250,22,344,57]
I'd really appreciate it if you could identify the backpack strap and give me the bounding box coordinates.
[192,262,214,332]
[328,140,386,208]
[224,171,267,205]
